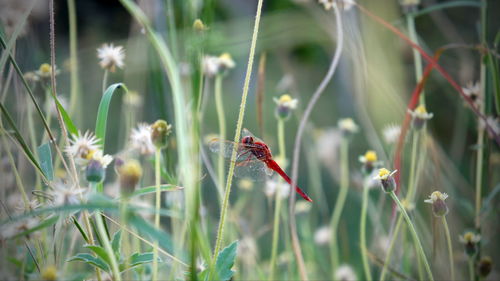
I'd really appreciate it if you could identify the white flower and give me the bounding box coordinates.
[218,53,236,70]
[273,94,298,110]
[91,150,113,168]
[408,105,433,120]
[265,177,290,199]
[459,232,481,244]
[130,123,155,155]
[373,168,397,181]
[424,191,448,204]
[97,43,125,72]
[318,0,355,11]
[202,55,221,77]
[334,264,358,281]
[49,182,87,206]
[314,226,331,245]
[295,201,312,214]
[66,131,101,166]
[123,91,143,108]
[0,217,41,240]
[462,81,481,105]
[338,118,359,135]
[382,124,401,144]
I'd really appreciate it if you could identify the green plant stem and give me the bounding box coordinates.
[442,216,455,281]
[406,13,425,103]
[152,149,161,281]
[406,131,420,200]
[67,0,80,117]
[379,214,403,281]
[209,0,264,278]
[214,74,226,200]
[360,181,372,281]
[389,191,434,281]
[269,119,286,280]
[330,138,349,276]
[94,212,120,281]
[102,70,109,94]
[468,257,475,281]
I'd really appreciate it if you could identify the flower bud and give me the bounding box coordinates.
[424,191,449,217]
[273,94,298,121]
[374,168,397,193]
[151,120,172,149]
[41,265,58,281]
[193,19,207,32]
[459,232,481,257]
[117,159,143,196]
[359,150,379,174]
[86,160,105,183]
[477,256,492,278]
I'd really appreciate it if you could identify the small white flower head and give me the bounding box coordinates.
[86,150,113,183]
[374,168,398,193]
[265,177,290,199]
[35,63,60,80]
[334,264,358,281]
[218,53,236,72]
[49,182,87,206]
[274,94,298,120]
[459,232,481,257]
[408,104,433,130]
[97,43,125,72]
[295,201,312,214]
[358,150,381,174]
[318,0,355,11]
[382,124,401,145]
[130,123,155,155]
[462,81,481,107]
[123,91,143,108]
[314,226,331,245]
[424,191,449,217]
[202,55,221,77]
[338,118,359,137]
[66,131,101,166]
[0,217,41,240]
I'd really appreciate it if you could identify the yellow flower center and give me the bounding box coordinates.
[193,19,206,31]
[431,191,443,200]
[378,168,390,178]
[279,94,293,103]
[415,105,427,114]
[463,232,474,242]
[85,149,96,160]
[364,150,377,162]
[39,63,51,74]
[219,52,232,61]
[119,160,143,179]
[41,265,57,281]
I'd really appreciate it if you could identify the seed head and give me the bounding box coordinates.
[382,124,401,145]
[151,120,172,149]
[130,123,155,155]
[97,43,125,72]
[477,256,492,278]
[424,191,449,217]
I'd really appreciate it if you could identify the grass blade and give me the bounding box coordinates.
[38,142,54,182]
[95,83,127,150]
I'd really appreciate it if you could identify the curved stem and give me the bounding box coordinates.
[210,0,264,278]
[102,70,109,94]
[269,119,286,280]
[379,215,404,281]
[406,14,425,103]
[330,138,349,276]
[152,149,161,281]
[289,6,343,280]
[442,217,455,281]
[214,74,226,200]
[389,192,434,281]
[360,182,372,281]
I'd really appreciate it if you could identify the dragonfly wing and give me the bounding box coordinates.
[234,159,269,181]
[265,167,274,176]
[209,139,263,162]
[242,128,266,144]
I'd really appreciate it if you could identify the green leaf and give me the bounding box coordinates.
[37,142,53,181]
[128,252,157,268]
[72,216,90,243]
[68,253,110,272]
[85,245,112,266]
[129,184,182,198]
[111,230,122,259]
[55,97,78,136]
[11,215,59,239]
[95,83,127,150]
[215,240,238,281]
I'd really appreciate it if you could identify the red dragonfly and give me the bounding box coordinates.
[209,129,313,202]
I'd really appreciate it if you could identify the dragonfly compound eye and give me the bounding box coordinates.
[242,136,254,144]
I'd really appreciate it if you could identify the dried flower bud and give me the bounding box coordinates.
[151,120,172,149]
[477,256,492,278]
[424,191,449,217]
[117,159,143,196]
[408,105,433,130]
[459,232,481,257]
[374,168,397,193]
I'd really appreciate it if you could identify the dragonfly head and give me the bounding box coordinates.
[241,136,254,145]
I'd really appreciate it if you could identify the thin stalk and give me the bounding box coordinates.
[67,0,80,116]
[468,257,474,281]
[379,215,404,281]
[360,182,372,281]
[269,119,286,280]
[289,6,343,279]
[94,211,121,281]
[330,138,349,276]
[102,70,109,94]
[214,74,226,200]
[152,149,161,281]
[120,198,132,280]
[389,191,434,281]
[406,14,425,103]
[406,131,420,200]
[442,217,455,281]
[209,0,264,278]
[1,135,30,207]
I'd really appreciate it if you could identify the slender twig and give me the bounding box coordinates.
[210,0,264,278]
[152,149,161,281]
[442,217,455,281]
[360,181,372,281]
[214,74,226,200]
[289,6,343,280]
